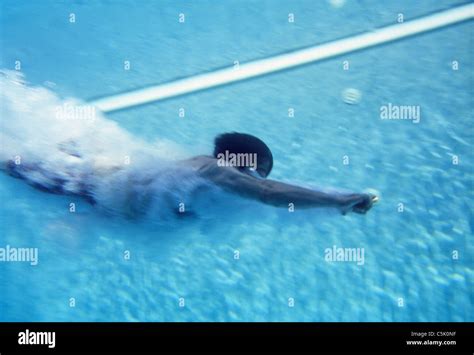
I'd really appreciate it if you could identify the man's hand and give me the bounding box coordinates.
[341,193,378,215]
[352,193,378,214]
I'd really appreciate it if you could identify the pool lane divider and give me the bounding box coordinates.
[89,4,474,113]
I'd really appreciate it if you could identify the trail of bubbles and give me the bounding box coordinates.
[0,71,198,220]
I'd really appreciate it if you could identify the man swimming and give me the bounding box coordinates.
[179,132,376,215]
[5,131,376,217]
[1,71,376,218]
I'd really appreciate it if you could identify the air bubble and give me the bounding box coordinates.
[342,88,362,105]
[329,0,346,8]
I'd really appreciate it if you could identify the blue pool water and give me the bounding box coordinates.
[0,0,472,321]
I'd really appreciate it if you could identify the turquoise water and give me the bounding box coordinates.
[0,0,472,321]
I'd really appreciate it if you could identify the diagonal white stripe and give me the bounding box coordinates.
[90,4,474,113]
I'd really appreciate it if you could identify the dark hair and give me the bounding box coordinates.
[213,132,273,177]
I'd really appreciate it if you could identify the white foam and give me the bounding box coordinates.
[0,70,200,219]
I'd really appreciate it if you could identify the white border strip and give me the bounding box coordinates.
[90,4,474,112]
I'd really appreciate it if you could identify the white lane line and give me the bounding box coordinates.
[90,4,474,113]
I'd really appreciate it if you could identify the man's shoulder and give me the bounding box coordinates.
[180,155,218,173]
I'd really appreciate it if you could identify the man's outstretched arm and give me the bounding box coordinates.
[192,157,374,213]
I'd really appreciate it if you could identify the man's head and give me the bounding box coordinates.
[213,132,273,178]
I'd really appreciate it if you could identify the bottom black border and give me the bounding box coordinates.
[0,322,472,354]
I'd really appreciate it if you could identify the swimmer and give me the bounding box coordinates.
[180,132,377,215]
[5,131,376,216]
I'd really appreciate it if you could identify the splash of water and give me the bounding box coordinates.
[0,70,205,220]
